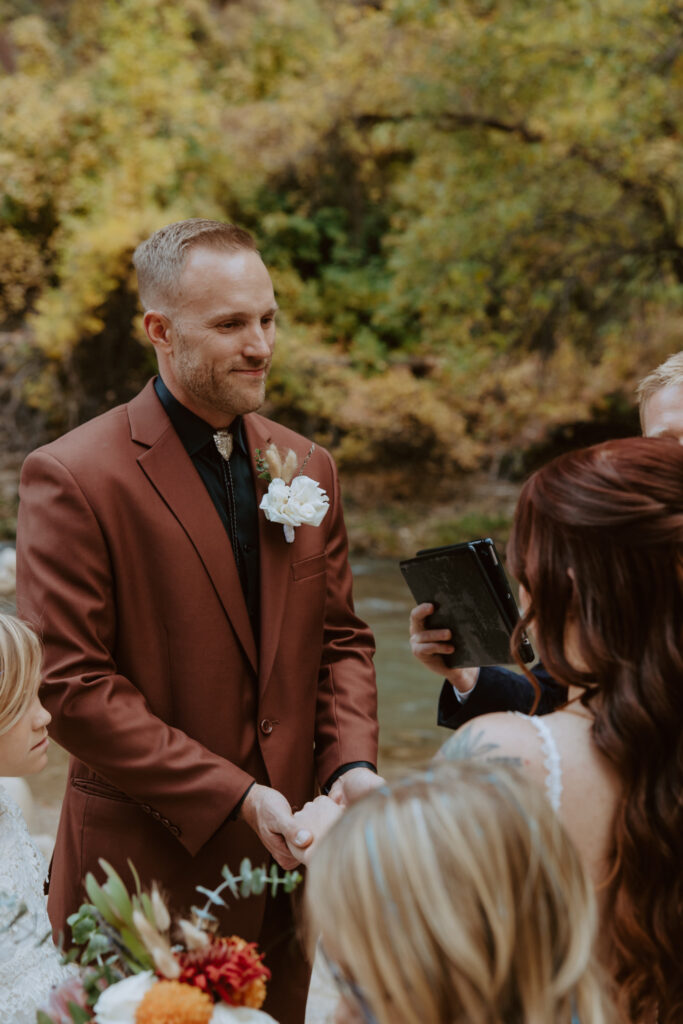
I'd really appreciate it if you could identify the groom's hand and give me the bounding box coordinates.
[239,783,312,869]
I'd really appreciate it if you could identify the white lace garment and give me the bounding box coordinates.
[0,783,73,1023]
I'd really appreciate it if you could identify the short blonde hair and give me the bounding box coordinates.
[132,218,258,311]
[636,351,683,429]
[0,614,42,736]
[306,762,615,1024]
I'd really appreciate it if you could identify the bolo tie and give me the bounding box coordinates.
[213,429,241,579]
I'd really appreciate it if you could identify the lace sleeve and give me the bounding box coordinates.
[0,793,75,1023]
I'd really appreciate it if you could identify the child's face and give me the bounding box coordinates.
[0,692,51,776]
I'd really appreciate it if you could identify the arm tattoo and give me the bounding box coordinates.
[438,725,523,767]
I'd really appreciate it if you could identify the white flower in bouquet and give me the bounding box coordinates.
[259,475,329,543]
[211,1005,278,1022]
[93,971,156,1022]
[91,972,278,1023]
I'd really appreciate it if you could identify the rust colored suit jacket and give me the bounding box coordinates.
[16,380,378,941]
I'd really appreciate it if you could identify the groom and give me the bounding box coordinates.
[16,219,380,1023]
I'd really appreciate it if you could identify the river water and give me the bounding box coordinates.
[351,557,446,777]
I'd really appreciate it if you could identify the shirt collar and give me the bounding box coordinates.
[153,376,247,457]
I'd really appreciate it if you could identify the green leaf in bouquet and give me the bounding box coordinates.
[284,870,302,894]
[118,924,155,969]
[69,907,98,946]
[250,866,267,895]
[82,930,112,963]
[98,860,135,925]
[269,863,280,898]
[67,1002,92,1024]
[128,859,144,898]
[189,904,216,924]
[239,858,253,897]
[139,891,154,923]
[84,873,119,928]
[82,961,120,1002]
[67,902,97,926]
[36,1012,54,1024]
[221,864,240,899]
[195,885,226,906]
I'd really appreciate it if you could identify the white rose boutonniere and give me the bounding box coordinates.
[256,443,330,543]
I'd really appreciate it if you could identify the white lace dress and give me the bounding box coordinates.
[0,783,73,1023]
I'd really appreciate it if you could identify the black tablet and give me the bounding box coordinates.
[400,538,535,668]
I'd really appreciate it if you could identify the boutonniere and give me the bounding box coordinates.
[255,442,330,543]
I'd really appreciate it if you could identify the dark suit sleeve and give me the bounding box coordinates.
[437,664,567,729]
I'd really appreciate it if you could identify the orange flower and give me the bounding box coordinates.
[134,980,213,1024]
[177,935,270,1008]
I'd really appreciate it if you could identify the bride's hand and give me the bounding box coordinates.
[285,796,343,865]
[409,603,479,694]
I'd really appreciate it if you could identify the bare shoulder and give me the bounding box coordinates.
[437,712,549,778]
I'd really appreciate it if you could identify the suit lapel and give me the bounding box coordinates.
[129,383,258,673]
[244,415,292,693]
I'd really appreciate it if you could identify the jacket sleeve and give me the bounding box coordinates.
[16,449,255,857]
[437,664,567,729]
[311,451,379,787]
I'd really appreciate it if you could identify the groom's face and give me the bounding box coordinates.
[162,245,278,427]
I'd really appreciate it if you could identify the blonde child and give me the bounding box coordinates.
[306,761,616,1024]
[0,613,72,1022]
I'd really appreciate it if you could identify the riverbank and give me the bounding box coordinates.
[342,470,520,557]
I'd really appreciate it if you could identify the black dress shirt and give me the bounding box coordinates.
[154,376,260,643]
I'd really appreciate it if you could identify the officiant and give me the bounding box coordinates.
[15,218,380,1024]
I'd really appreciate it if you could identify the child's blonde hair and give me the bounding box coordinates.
[306,761,615,1024]
[0,614,42,736]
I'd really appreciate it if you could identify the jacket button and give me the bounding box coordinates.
[260,719,273,735]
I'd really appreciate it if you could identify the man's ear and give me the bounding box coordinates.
[143,310,172,353]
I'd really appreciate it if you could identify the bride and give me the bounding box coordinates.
[0,613,73,1023]
[411,437,683,1022]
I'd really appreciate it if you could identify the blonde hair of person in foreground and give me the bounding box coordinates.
[305,761,615,1024]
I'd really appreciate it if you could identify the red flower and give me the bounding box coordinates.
[176,936,271,1008]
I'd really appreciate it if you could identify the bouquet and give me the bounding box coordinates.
[38,858,301,1024]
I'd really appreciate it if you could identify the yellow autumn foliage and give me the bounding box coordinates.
[0,0,681,472]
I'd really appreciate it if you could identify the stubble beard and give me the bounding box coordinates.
[172,320,270,418]
[175,350,268,419]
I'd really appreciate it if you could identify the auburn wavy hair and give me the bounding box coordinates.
[507,436,683,1023]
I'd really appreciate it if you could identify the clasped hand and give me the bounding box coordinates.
[240,768,385,868]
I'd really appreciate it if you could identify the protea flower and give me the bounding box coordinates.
[176,936,270,1008]
[40,974,93,1022]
